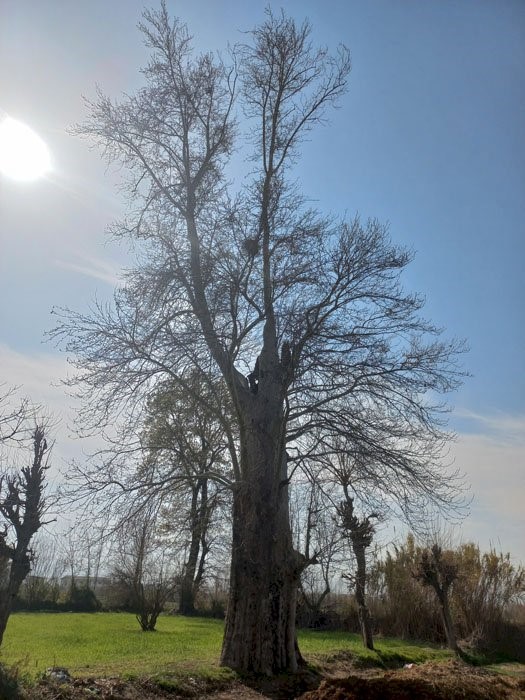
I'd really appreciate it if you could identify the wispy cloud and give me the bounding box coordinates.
[0,343,70,413]
[0,344,73,479]
[0,344,100,482]
[454,408,525,446]
[450,410,525,563]
[55,253,122,287]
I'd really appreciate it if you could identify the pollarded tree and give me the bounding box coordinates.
[414,544,462,655]
[52,6,464,673]
[338,492,378,650]
[0,423,52,645]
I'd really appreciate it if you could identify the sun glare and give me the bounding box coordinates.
[0,116,51,181]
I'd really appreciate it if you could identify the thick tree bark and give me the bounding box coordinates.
[179,578,196,616]
[220,405,303,674]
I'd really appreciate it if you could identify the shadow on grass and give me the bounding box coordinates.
[234,666,323,700]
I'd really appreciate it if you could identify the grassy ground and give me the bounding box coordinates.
[1,613,226,679]
[0,612,453,682]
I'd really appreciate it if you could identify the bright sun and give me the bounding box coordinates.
[0,116,51,182]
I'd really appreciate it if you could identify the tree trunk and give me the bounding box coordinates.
[353,543,374,650]
[0,551,31,646]
[220,412,303,674]
[179,486,201,615]
[178,580,196,616]
[0,595,10,647]
[438,590,460,654]
[179,479,209,615]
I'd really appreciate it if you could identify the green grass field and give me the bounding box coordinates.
[0,612,453,681]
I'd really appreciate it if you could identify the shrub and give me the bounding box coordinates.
[0,662,22,700]
[366,535,525,658]
[367,535,445,643]
[450,545,525,660]
[64,582,101,612]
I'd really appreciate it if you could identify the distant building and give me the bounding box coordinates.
[59,575,113,592]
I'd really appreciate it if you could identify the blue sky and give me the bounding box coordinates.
[0,1,523,560]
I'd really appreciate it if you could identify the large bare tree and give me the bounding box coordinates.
[52,6,464,673]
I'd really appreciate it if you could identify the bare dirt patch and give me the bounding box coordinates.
[24,660,525,699]
[298,660,525,700]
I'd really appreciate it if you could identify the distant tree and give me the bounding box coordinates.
[53,5,464,673]
[293,479,342,627]
[338,488,377,650]
[64,580,101,612]
[55,372,231,618]
[18,536,64,608]
[414,544,461,655]
[57,522,108,604]
[111,507,176,631]
[140,377,231,615]
[0,423,52,645]
[452,544,525,648]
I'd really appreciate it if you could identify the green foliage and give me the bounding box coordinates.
[64,582,101,612]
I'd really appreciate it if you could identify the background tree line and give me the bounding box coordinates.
[1,381,523,663]
[9,519,525,663]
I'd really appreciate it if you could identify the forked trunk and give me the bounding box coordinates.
[220,417,303,674]
[179,482,206,615]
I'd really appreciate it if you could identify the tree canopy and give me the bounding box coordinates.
[52,5,465,673]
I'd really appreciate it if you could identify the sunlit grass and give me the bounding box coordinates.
[298,628,453,667]
[1,613,225,678]
[1,612,453,680]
